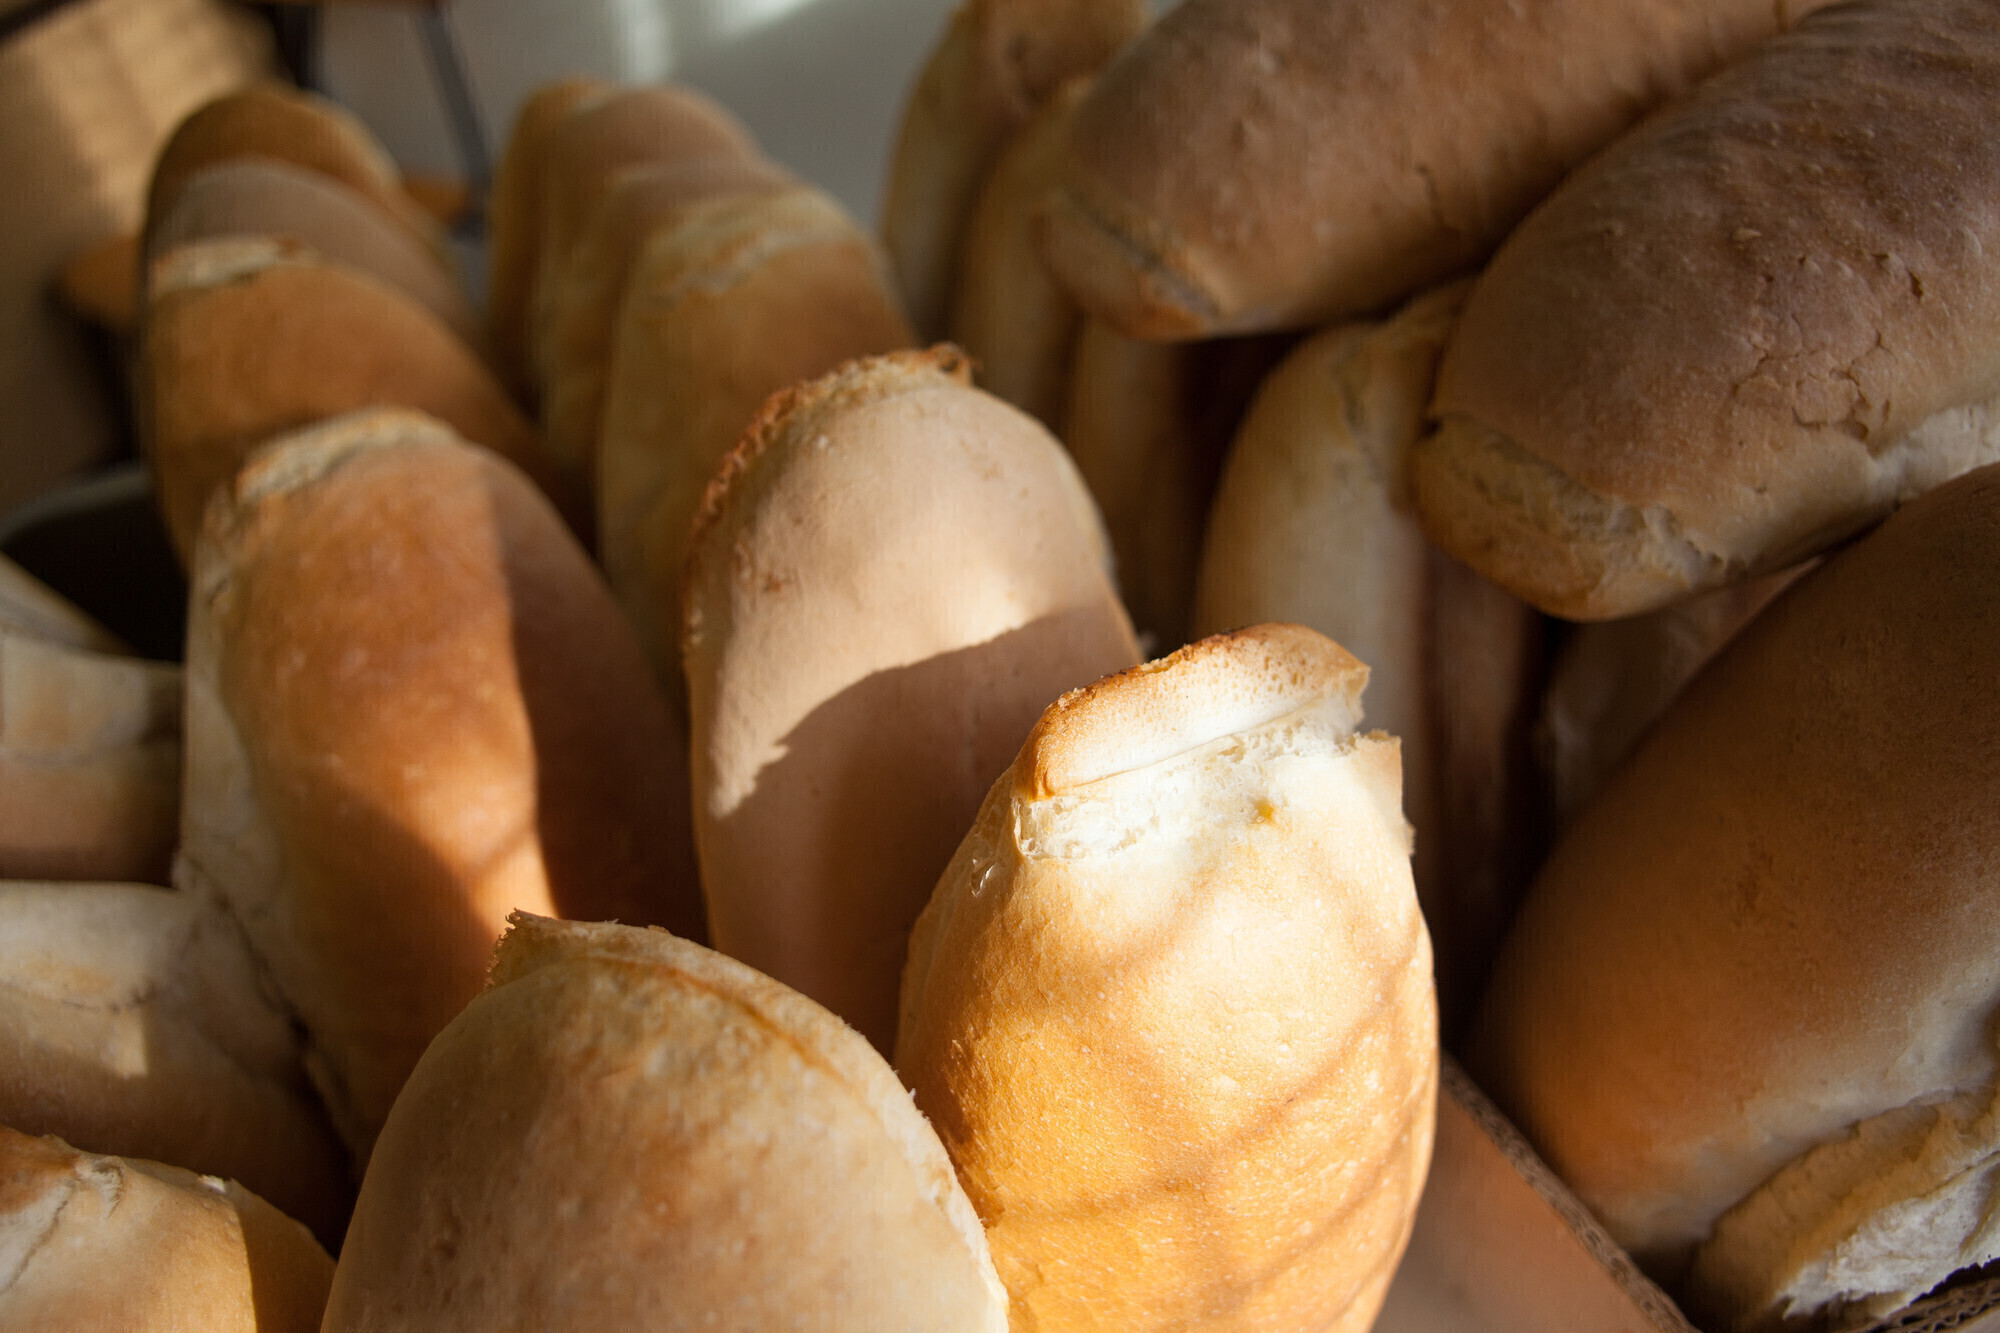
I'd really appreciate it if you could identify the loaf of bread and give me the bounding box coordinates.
[881,0,1144,340]
[898,624,1437,1331]
[139,237,570,561]
[1192,285,1540,1032]
[0,1125,333,1333]
[323,914,1007,1332]
[1470,462,2000,1328]
[683,350,1138,1052]
[1418,0,2000,619]
[0,882,350,1245]
[1041,0,1831,340]
[596,186,912,681]
[147,158,481,348]
[177,409,702,1164]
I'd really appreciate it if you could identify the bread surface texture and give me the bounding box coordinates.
[1470,462,2000,1327]
[322,914,1006,1332]
[177,409,700,1164]
[0,1125,333,1333]
[684,349,1138,1052]
[897,623,1438,1331]
[1420,0,2000,618]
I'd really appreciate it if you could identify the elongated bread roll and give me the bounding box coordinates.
[597,186,912,682]
[1193,284,1539,1033]
[1470,462,2000,1328]
[684,350,1138,1052]
[139,238,571,562]
[486,77,611,400]
[148,159,481,348]
[898,624,1437,1331]
[0,1126,333,1333]
[947,79,1087,429]
[881,0,1145,340]
[178,409,702,1164]
[541,154,796,482]
[1042,0,1831,340]
[324,914,1007,1332]
[1418,0,2000,620]
[0,631,179,885]
[0,553,121,653]
[0,882,350,1245]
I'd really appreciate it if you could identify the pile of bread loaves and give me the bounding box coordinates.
[2,0,1996,1329]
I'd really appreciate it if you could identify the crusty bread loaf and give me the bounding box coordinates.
[1192,284,1540,1034]
[139,238,573,561]
[596,186,913,682]
[946,78,1087,429]
[683,350,1138,1052]
[177,409,702,1164]
[0,553,121,653]
[0,630,180,885]
[322,914,1007,1332]
[486,77,611,400]
[0,882,350,1245]
[897,624,1437,1331]
[541,154,797,483]
[0,1125,332,1332]
[880,0,1145,340]
[1418,0,2000,620]
[1470,462,2000,1328]
[147,159,482,348]
[1041,0,1831,340]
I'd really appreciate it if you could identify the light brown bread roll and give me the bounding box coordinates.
[1192,284,1540,1034]
[0,630,180,885]
[897,624,1438,1331]
[486,77,611,400]
[0,1125,333,1333]
[1041,0,1831,340]
[1469,462,2000,1328]
[684,350,1138,1052]
[880,0,1145,340]
[597,186,913,682]
[541,154,797,482]
[147,159,481,348]
[0,553,121,653]
[1418,0,2000,620]
[0,882,350,1245]
[323,914,1007,1332]
[178,409,702,1165]
[139,237,573,562]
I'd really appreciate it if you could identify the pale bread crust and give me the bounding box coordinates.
[880,0,1145,340]
[896,624,1437,1331]
[323,914,1006,1331]
[139,239,573,562]
[0,1126,332,1333]
[683,350,1138,1052]
[1192,284,1540,1033]
[178,409,701,1164]
[1043,0,1829,339]
[0,554,121,653]
[0,883,350,1246]
[1422,0,2000,619]
[596,186,913,683]
[148,159,481,348]
[1469,463,2000,1323]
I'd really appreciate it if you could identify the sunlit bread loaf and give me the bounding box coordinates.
[897,623,1438,1331]
[177,409,702,1165]
[1417,0,2000,619]
[1470,462,2000,1328]
[881,0,1144,340]
[0,1125,333,1333]
[683,350,1138,1052]
[597,185,912,682]
[322,914,1007,1332]
[1041,0,1832,340]
[0,882,349,1245]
